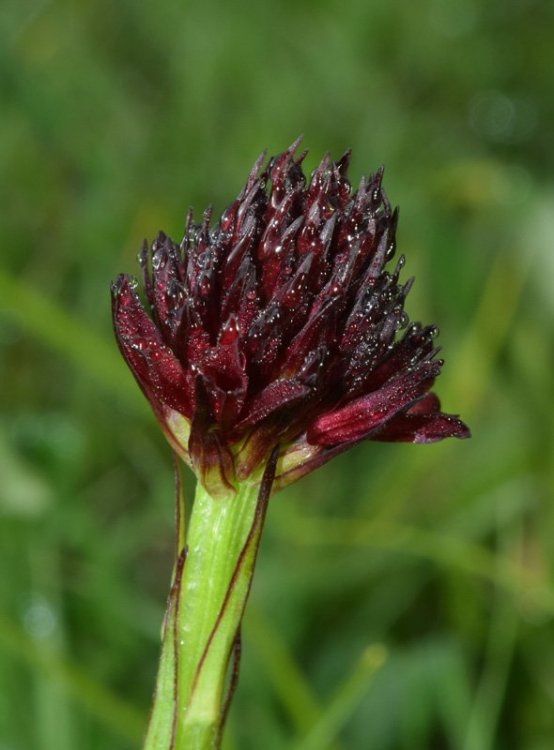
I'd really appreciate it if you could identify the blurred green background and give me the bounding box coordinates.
[1,1,553,748]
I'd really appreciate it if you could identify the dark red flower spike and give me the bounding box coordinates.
[112,140,469,497]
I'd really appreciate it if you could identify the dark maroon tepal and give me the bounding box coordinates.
[112,140,469,497]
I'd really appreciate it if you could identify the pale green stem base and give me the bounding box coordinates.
[143,476,268,750]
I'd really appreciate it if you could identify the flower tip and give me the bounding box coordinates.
[334,148,352,175]
[373,165,386,189]
[110,273,135,300]
[456,422,472,440]
[287,134,304,155]
[295,147,309,166]
[411,414,471,444]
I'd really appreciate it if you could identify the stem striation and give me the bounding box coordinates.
[144,449,278,750]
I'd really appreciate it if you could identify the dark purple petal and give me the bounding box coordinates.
[188,376,235,497]
[235,380,311,430]
[111,274,192,418]
[374,411,470,443]
[147,232,185,345]
[372,393,471,443]
[306,361,442,447]
[194,316,249,426]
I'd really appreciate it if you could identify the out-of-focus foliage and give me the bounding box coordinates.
[1,1,553,748]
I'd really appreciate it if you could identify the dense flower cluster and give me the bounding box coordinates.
[112,140,469,496]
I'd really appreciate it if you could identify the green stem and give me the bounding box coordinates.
[143,449,277,750]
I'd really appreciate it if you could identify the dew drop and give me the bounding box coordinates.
[396,312,409,330]
[152,251,164,271]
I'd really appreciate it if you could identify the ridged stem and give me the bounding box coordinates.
[143,449,277,750]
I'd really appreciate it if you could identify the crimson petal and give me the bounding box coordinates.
[188,376,235,497]
[306,361,441,447]
[372,391,470,442]
[111,275,192,418]
[374,410,471,443]
[235,380,311,430]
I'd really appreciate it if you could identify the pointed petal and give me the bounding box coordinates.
[374,410,471,443]
[188,376,235,498]
[306,361,441,446]
[373,392,470,442]
[235,380,311,430]
[149,232,185,343]
[111,275,192,417]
